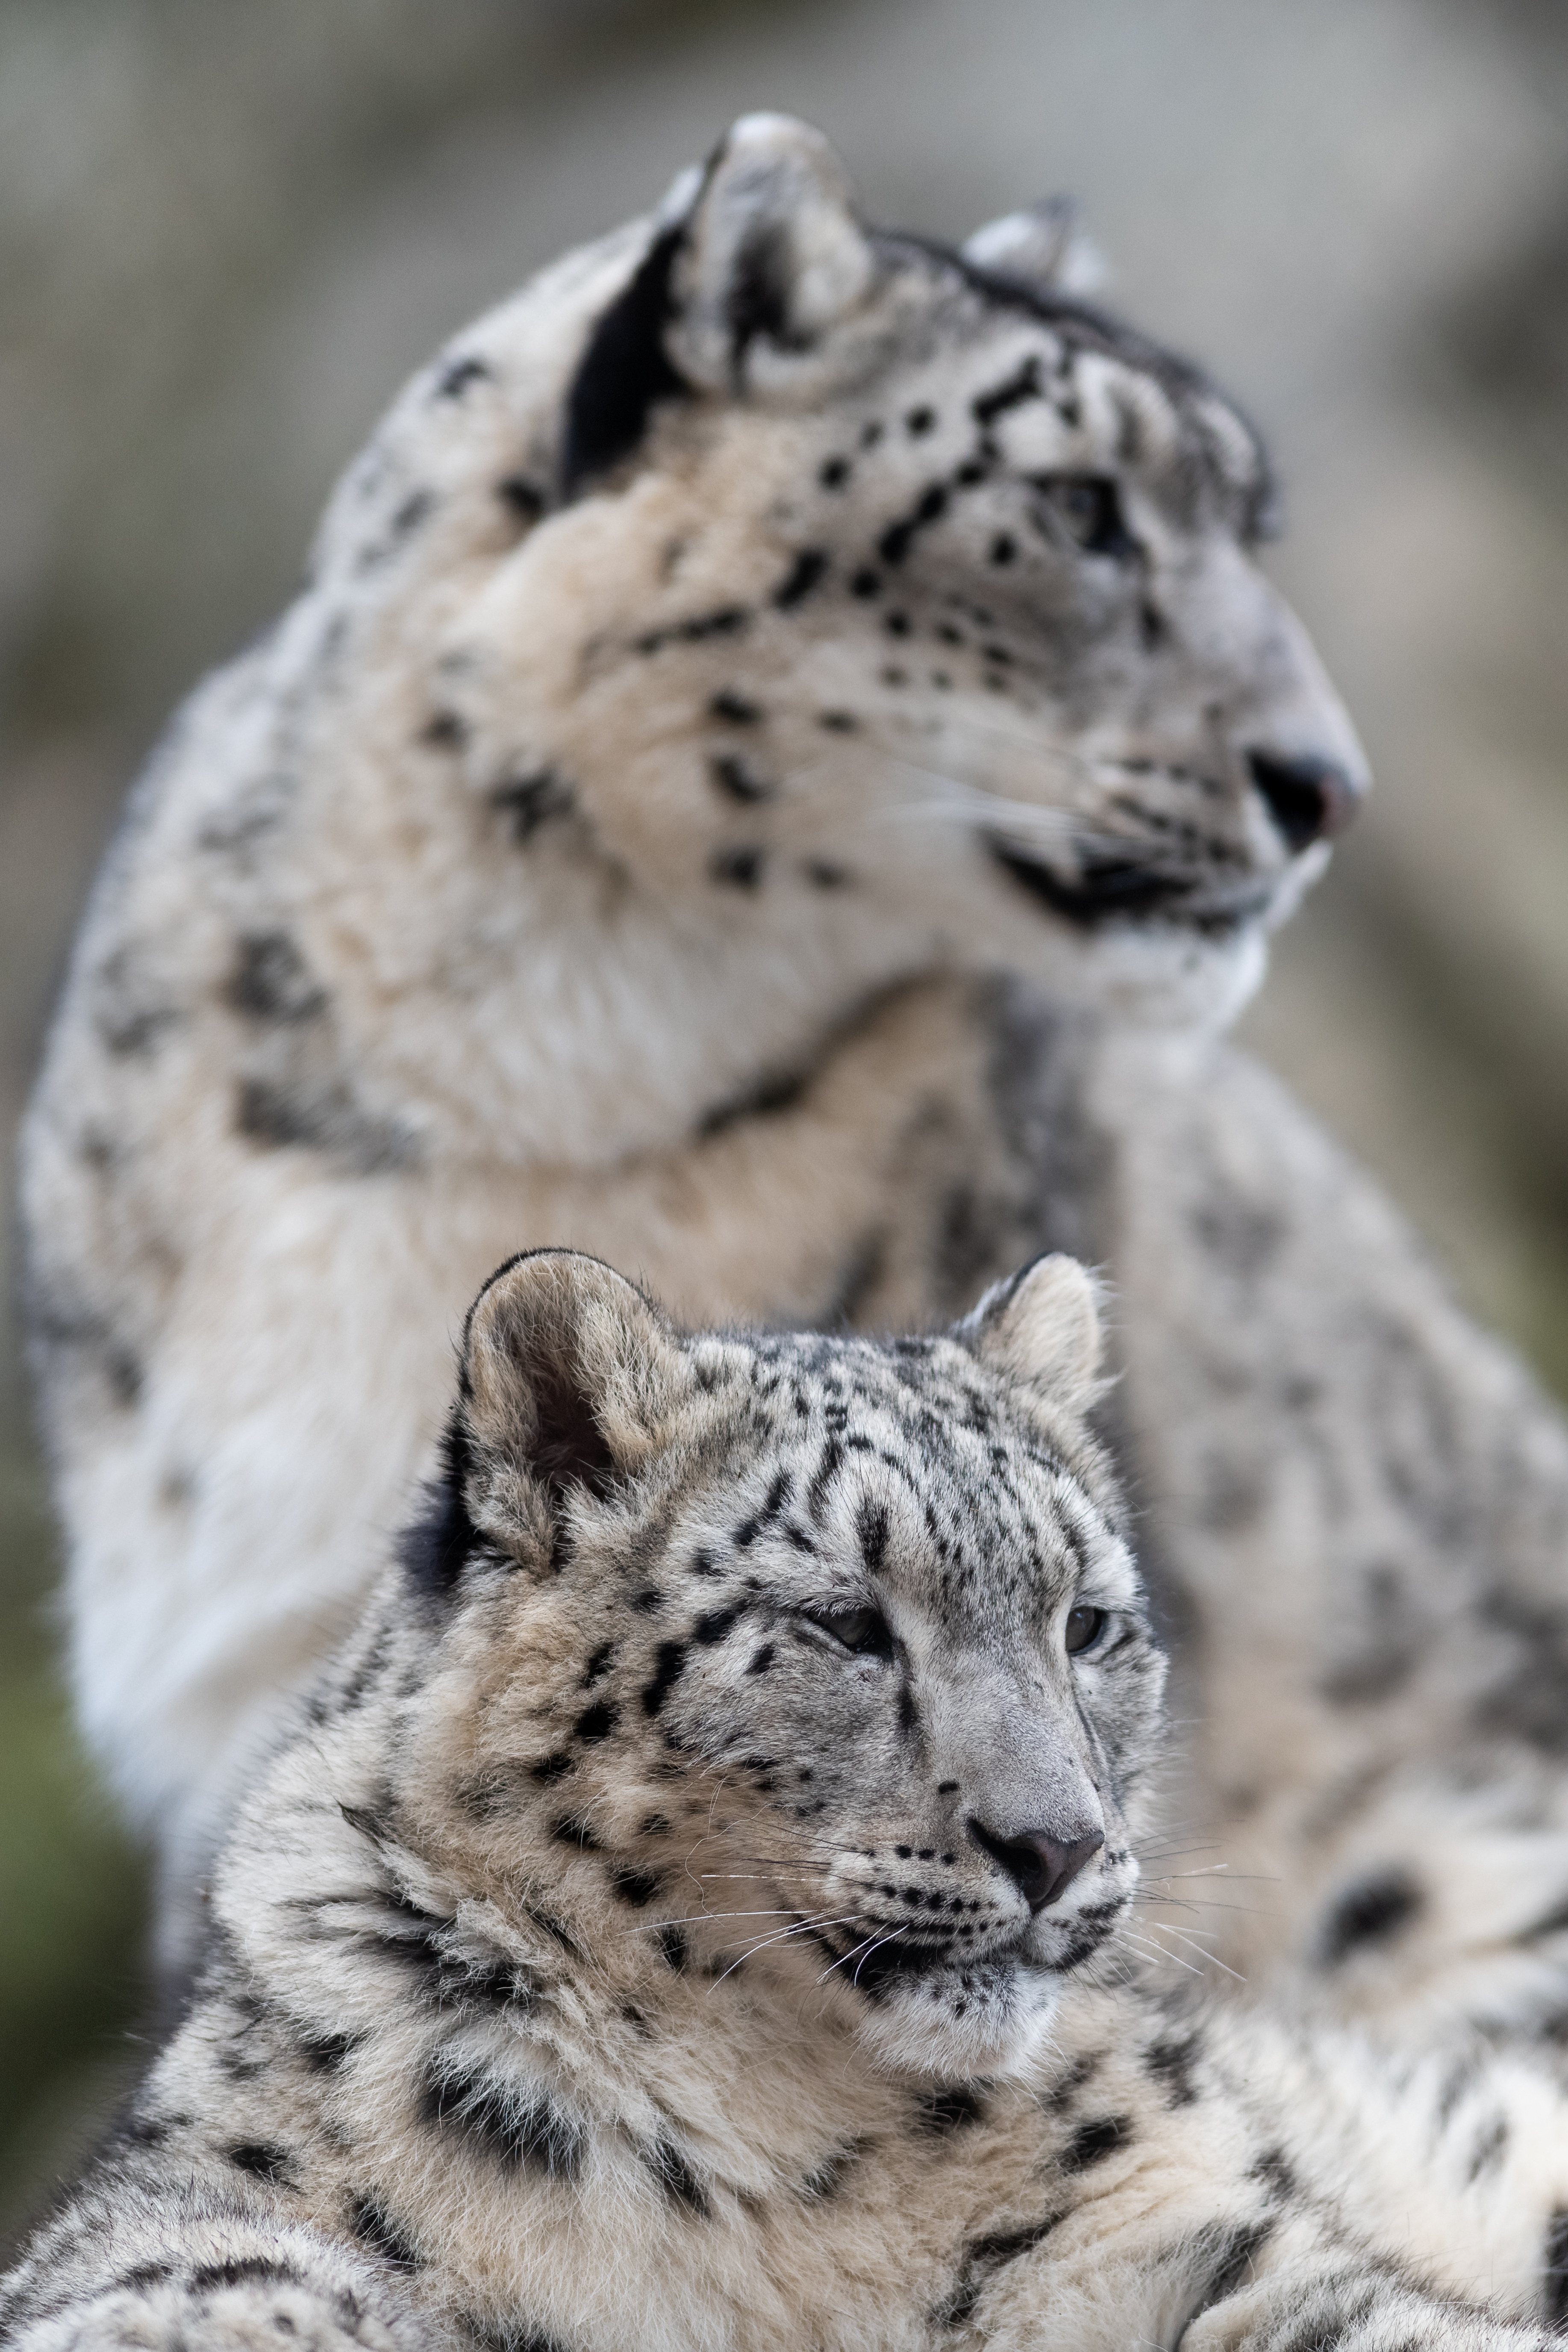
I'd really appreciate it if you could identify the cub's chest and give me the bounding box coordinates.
[335,2006,1187,2352]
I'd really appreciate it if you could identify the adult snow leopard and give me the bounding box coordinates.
[22,116,1568,2032]
[7,1250,1568,2352]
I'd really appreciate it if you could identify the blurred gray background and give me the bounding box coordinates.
[3,0,1566,2234]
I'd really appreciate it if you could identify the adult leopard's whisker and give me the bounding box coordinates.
[1147,1921,1247,1982]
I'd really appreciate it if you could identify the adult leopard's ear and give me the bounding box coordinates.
[955,1253,1107,1420]
[405,1251,688,1591]
[562,113,877,489]
[665,112,877,392]
[961,195,1106,296]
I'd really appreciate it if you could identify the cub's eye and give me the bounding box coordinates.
[1064,1604,1108,1656]
[805,1603,894,1659]
[1033,473,1135,559]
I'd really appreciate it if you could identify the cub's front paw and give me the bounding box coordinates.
[18,2273,421,2352]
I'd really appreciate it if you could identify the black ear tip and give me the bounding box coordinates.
[459,1248,609,1364]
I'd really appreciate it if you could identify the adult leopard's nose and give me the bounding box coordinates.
[1247,748,1364,853]
[968,1818,1105,1913]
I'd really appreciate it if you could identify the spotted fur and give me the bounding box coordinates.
[22,115,1568,2057]
[7,1251,1568,2352]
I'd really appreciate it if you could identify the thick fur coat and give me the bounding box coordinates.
[7,1254,1568,2352]
[21,119,1568,2042]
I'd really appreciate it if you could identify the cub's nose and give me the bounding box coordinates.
[968,1819,1105,1913]
[1246,749,1363,853]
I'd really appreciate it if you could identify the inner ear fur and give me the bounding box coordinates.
[456,1250,687,1566]
[561,112,878,491]
[956,1253,1108,1424]
[667,112,877,392]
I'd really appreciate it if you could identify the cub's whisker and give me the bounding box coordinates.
[850,1927,910,1990]
[620,1907,799,1940]
[708,1911,864,1990]
[1147,1922,1247,1982]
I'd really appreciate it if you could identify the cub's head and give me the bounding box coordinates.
[400,1249,1165,2079]
[369,112,1365,1054]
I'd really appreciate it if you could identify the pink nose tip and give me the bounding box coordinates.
[1247,750,1364,853]
[969,1820,1105,1912]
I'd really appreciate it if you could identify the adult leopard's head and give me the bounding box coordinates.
[400,1250,1164,2079]
[379,112,1365,1063]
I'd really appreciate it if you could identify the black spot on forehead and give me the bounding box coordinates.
[874,228,1274,524]
[750,1336,1078,1520]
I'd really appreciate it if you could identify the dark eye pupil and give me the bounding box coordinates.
[1037,474,1132,557]
[815,1605,892,1656]
[1064,1605,1106,1655]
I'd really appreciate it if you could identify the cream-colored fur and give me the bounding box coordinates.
[5,1254,1566,2352]
[25,117,1568,2046]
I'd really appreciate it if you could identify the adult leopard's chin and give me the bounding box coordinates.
[980,836,1314,1036]
[1051,908,1271,1035]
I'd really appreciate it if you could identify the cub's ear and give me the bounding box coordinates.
[410,1252,688,1590]
[665,112,877,392]
[961,195,1105,297]
[954,1253,1107,1419]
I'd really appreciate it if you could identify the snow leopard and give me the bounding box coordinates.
[6,1250,1568,2352]
[21,113,1568,2039]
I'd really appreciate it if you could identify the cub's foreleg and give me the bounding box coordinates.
[0,2173,431,2352]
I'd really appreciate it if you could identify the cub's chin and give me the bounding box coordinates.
[849,1956,1066,2081]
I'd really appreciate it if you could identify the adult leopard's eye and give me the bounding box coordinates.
[1064,1604,1107,1656]
[806,1603,894,1658]
[1033,474,1135,559]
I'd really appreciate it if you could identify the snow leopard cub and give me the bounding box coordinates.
[7,1251,1568,2352]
